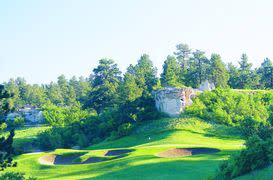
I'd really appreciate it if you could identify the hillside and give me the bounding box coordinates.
[237,165,273,180]
[3,117,245,179]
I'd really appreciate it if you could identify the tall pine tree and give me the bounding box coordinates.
[86,59,121,113]
[0,85,15,171]
[160,55,181,87]
[208,54,229,88]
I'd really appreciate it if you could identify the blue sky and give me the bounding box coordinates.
[1,0,273,84]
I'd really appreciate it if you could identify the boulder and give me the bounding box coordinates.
[153,87,196,117]
[198,80,215,91]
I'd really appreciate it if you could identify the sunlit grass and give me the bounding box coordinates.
[2,118,245,179]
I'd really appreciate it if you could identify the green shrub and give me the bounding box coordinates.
[6,116,25,128]
[117,123,133,137]
[214,134,273,179]
[186,88,271,126]
[0,122,7,131]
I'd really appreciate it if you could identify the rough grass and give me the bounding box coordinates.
[236,164,273,180]
[2,117,245,179]
[1,126,51,152]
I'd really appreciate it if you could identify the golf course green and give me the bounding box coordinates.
[4,117,246,179]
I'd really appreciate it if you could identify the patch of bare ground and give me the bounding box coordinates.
[156,148,220,158]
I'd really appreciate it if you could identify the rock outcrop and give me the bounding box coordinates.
[6,105,44,124]
[154,80,215,117]
[153,87,196,117]
[198,80,215,91]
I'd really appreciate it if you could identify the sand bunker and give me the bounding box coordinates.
[156,148,220,158]
[39,149,133,165]
[104,149,133,156]
[38,154,104,165]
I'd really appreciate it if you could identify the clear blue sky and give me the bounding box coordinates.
[1,0,273,84]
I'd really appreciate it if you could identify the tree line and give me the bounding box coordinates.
[4,43,273,113]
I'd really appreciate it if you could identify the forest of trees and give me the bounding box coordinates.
[0,45,269,110]
[3,43,273,113]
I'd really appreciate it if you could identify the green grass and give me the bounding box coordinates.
[0,117,246,179]
[236,165,273,180]
[1,126,51,152]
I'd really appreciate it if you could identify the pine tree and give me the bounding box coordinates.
[86,59,121,113]
[0,85,15,171]
[185,50,209,87]
[258,58,273,89]
[160,55,181,87]
[208,54,229,88]
[227,63,240,88]
[174,43,191,84]
[238,54,253,89]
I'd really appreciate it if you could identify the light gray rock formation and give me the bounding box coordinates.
[153,87,196,117]
[198,80,215,91]
[6,105,45,124]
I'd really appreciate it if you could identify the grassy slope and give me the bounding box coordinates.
[237,165,273,180]
[2,117,245,180]
[1,126,50,152]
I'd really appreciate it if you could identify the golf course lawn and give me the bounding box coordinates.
[4,117,245,179]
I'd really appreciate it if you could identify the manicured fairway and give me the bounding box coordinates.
[3,118,245,179]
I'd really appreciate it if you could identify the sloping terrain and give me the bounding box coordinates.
[3,117,245,179]
[236,164,273,180]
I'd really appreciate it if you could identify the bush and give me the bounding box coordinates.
[240,117,272,139]
[214,135,273,179]
[117,123,133,137]
[0,122,7,132]
[185,88,271,126]
[6,116,25,128]
[42,102,92,126]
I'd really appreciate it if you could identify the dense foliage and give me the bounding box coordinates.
[0,85,15,171]
[185,88,272,126]
[214,119,273,179]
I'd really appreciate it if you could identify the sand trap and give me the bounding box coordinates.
[83,157,103,164]
[39,154,83,165]
[156,148,220,158]
[104,149,133,156]
[39,149,133,165]
[39,154,121,165]
[39,153,105,165]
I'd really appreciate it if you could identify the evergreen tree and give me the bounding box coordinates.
[185,50,209,87]
[118,54,159,122]
[120,73,143,103]
[174,43,191,70]
[258,58,273,89]
[227,63,240,88]
[3,79,20,109]
[174,43,191,84]
[131,54,158,97]
[0,85,15,171]
[86,59,121,113]
[160,55,181,87]
[238,54,253,89]
[45,82,64,105]
[208,54,229,88]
